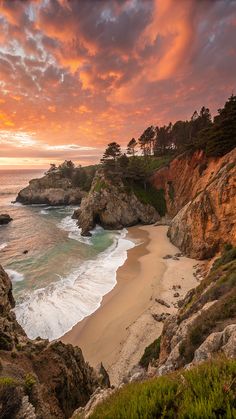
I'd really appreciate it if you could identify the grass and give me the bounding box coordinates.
[139,336,161,369]
[92,179,109,193]
[131,182,167,216]
[139,155,173,172]
[89,358,236,418]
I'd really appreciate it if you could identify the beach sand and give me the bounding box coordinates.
[62,225,201,385]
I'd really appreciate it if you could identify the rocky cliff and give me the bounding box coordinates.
[156,246,236,376]
[74,170,160,236]
[16,171,86,206]
[151,147,236,259]
[0,265,99,419]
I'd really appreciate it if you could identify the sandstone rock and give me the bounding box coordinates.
[152,312,170,322]
[167,148,236,259]
[16,171,86,206]
[74,171,160,235]
[71,387,115,419]
[0,214,12,225]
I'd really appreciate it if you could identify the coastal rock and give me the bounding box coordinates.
[71,387,115,419]
[0,214,13,225]
[74,170,160,235]
[151,148,236,259]
[0,264,99,418]
[16,171,86,206]
[155,298,171,308]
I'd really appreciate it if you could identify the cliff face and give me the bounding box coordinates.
[16,171,86,206]
[151,148,236,258]
[74,171,160,236]
[157,249,236,376]
[0,265,99,419]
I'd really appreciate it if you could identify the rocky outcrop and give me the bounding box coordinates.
[0,214,12,225]
[74,171,160,236]
[151,148,236,259]
[16,171,86,206]
[0,265,99,419]
[156,253,236,375]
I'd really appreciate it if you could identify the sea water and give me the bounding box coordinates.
[0,170,134,340]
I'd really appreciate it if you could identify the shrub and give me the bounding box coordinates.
[131,183,167,216]
[24,374,36,396]
[0,377,22,419]
[213,245,236,270]
[90,359,236,418]
[139,336,161,369]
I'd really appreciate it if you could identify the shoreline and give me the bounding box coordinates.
[62,225,201,385]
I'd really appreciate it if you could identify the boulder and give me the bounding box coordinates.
[0,214,12,225]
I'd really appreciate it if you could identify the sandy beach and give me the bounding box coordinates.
[62,225,201,385]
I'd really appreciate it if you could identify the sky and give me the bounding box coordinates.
[0,0,235,169]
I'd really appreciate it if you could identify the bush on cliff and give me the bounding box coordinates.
[90,359,236,419]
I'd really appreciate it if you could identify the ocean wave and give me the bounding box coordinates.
[14,230,135,340]
[57,215,95,244]
[0,243,8,251]
[6,269,24,282]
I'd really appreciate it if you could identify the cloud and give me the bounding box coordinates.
[0,0,235,167]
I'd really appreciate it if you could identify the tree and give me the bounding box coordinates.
[47,163,57,174]
[101,142,122,174]
[58,160,75,178]
[101,142,121,163]
[204,95,236,156]
[138,126,156,156]
[127,138,137,156]
[154,123,172,156]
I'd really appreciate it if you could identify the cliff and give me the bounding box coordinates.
[151,147,236,258]
[74,170,160,236]
[16,171,86,206]
[0,265,99,419]
[156,245,236,375]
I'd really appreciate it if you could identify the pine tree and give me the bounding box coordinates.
[127,138,137,156]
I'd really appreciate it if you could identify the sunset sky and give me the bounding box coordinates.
[0,0,235,169]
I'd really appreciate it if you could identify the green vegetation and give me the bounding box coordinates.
[24,373,36,396]
[46,160,98,191]
[176,246,236,365]
[139,336,161,369]
[93,179,109,193]
[90,359,236,419]
[213,244,236,270]
[131,183,166,216]
[0,377,21,419]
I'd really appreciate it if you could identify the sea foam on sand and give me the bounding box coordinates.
[14,229,135,341]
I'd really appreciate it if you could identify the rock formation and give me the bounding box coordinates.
[151,147,236,258]
[16,171,86,206]
[74,170,160,236]
[155,250,236,375]
[0,214,13,225]
[0,265,99,419]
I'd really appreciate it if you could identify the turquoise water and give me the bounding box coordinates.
[0,170,134,340]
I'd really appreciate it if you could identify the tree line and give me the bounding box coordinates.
[120,94,236,159]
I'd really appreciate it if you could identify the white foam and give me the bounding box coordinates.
[40,209,48,215]
[6,269,24,282]
[57,215,96,245]
[14,230,135,340]
[0,243,7,251]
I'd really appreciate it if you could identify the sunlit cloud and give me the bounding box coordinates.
[0,0,235,168]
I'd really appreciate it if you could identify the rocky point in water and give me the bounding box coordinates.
[16,167,86,206]
[73,169,160,236]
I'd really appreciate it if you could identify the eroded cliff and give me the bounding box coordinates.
[151,148,236,258]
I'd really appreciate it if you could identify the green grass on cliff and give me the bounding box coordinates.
[89,358,236,419]
[131,183,167,216]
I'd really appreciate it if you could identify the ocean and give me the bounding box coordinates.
[0,170,134,340]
